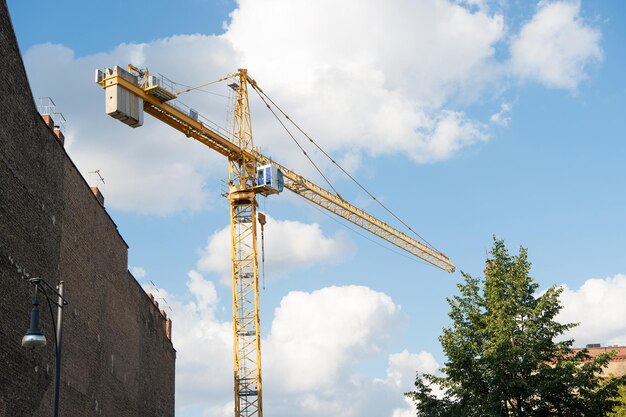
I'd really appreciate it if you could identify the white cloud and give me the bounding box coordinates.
[164,271,234,406]
[196,214,355,284]
[490,102,512,127]
[377,350,440,417]
[161,269,434,417]
[196,227,231,281]
[264,285,404,393]
[152,254,446,417]
[187,269,220,311]
[226,0,504,106]
[130,266,146,278]
[558,273,626,346]
[383,349,439,389]
[259,285,444,417]
[510,1,602,89]
[202,401,234,417]
[226,0,502,165]
[411,110,488,163]
[391,399,418,417]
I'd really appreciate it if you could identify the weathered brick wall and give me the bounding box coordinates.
[0,1,175,416]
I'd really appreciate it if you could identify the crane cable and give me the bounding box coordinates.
[258,212,267,290]
[302,198,433,267]
[250,83,443,255]
[173,73,238,96]
[173,82,230,98]
[253,91,343,199]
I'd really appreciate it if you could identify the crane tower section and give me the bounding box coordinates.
[227,69,263,417]
[98,66,267,417]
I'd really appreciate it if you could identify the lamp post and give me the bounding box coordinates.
[22,277,68,417]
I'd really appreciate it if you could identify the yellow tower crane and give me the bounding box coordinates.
[95,65,455,417]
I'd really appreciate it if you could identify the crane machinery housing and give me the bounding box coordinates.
[95,64,455,417]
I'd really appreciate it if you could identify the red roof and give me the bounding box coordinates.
[573,346,626,362]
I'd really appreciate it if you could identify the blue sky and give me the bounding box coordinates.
[7,1,626,416]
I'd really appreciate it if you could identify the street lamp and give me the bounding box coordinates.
[22,277,68,417]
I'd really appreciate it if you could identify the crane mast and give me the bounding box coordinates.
[228,69,263,417]
[95,65,455,417]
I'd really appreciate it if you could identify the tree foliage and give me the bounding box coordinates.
[407,239,625,416]
[610,385,626,417]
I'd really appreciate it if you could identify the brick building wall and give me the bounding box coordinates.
[575,346,626,378]
[0,1,175,416]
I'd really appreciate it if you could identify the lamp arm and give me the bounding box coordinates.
[38,283,59,351]
[29,277,68,307]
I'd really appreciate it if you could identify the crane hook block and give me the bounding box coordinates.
[255,164,284,196]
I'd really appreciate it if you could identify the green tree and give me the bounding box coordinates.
[407,239,625,417]
[610,385,626,416]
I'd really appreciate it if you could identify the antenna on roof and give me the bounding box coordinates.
[88,170,106,196]
[148,281,173,312]
[89,169,105,184]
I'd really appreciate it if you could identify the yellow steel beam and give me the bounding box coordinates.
[98,72,455,272]
[264,158,456,272]
[100,74,241,159]
[229,69,263,417]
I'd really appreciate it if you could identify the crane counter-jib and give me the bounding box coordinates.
[95,65,455,273]
[97,66,241,158]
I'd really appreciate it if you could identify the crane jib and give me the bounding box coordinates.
[96,66,455,273]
